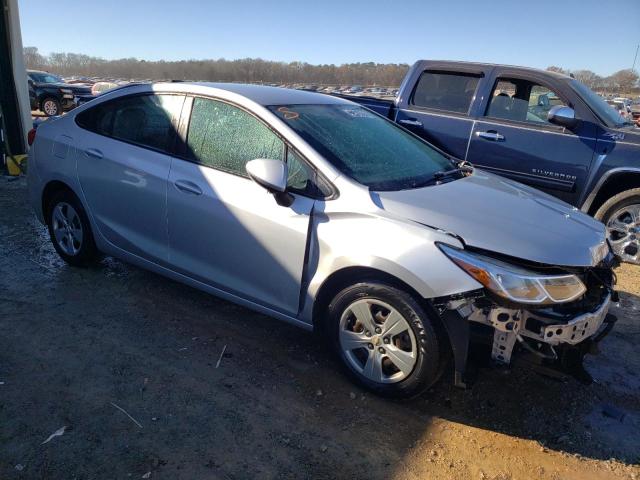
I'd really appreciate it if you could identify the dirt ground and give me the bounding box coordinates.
[0,177,638,480]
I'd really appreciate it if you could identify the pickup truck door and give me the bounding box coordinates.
[394,69,484,159]
[167,96,314,316]
[465,74,597,205]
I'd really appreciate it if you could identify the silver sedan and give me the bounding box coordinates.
[28,82,617,397]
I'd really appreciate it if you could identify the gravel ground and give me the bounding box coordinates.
[0,177,638,480]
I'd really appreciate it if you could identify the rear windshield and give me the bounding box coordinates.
[268,104,453,191]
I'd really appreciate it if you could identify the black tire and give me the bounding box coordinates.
[40,97,61,116]
[327,281,443,398]
[594,188,640,265]
[46,190,99,266]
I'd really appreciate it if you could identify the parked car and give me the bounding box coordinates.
[27,70,96,116]
[27,83,617,397]
[333,60,640,265]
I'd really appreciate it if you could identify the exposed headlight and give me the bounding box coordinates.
[438,244,586,305]
[59,88,73,94]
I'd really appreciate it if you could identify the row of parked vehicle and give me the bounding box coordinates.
[27,59,635,397]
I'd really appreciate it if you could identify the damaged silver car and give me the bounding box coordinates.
[28,83,617,397]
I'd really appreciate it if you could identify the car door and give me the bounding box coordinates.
[75,93,185,264]
[465,73,597,205]
[394,69,484,159]
[167,96,315,315]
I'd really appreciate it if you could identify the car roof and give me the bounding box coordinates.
[150,82,353,106]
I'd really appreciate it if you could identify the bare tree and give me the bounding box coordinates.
[23,48,410,86]
[546,66,567,74]
[571,69,601,89]
[608,69,639,92]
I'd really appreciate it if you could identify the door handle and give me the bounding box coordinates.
[84,148,103,159]
[399,118,423,127]
[174,179,203,196]
[476,131,505,141]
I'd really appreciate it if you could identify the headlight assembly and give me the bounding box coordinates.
[438,244,586,305]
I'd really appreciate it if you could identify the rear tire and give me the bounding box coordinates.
[595,188,640,265]
[41,97,61,116]
[46,190,99,266]
[327,282,443,398]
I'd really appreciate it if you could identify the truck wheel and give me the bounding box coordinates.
[46,190,99,266]
[595,188,640,265]
[41,97,61,116]
[327,281,443,398]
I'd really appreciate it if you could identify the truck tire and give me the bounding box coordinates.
[595,188,640,265]
[41,97,61,116]
[327,281,443,398]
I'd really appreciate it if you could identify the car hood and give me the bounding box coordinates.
[373,170,607,267]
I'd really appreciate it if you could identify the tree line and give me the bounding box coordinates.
[546,66,638,93]
[23,47,409,86]
[23,47,639,92]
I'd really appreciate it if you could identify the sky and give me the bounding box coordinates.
[17,0,640,76]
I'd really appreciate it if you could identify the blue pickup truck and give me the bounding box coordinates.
[339,60,640,264]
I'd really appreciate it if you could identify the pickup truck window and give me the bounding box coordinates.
[570,79,630,128]
[411,71,480,114]
[486,79,566,125]
[269,104,453,191]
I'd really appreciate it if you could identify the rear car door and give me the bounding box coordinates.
[75,93,185,264]
[394,68,484,159]
[167,96,316,315]
[466,72,597,204]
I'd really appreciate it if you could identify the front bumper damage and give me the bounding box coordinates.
[435,272,618,388]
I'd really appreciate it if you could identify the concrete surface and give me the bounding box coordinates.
[1,177,639,479]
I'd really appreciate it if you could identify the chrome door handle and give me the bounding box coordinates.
[399,119,423,127]
[174,179,203,196]
[84,148,103,159]
[476,131,505,141]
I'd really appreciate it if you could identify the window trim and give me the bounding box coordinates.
[409,69,483,117]
[482,77,571,132]
[178,94,338,200]
[74,92,186,155]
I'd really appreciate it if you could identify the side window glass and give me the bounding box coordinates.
[186,97,284,176]
[286,149,313,194]
[486,79,567,125]
[411,71,480,114]
[76,94,183,152]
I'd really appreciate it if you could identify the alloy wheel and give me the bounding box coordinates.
[52,202,83,256]
[339,299,418,384]
[43,100,58,116]
[606,204,640,264]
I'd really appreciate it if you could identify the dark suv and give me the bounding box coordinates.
[27,70,95,116]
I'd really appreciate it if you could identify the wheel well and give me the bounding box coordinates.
[312,266,433,330]
[587,171,640,216]
[42,180,75,217]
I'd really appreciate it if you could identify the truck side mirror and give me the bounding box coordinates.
[548,105,577,129]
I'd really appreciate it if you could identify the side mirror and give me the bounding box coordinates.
[547,105,577,129]
[246,159,294,207]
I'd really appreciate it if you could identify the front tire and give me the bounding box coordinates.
[46,190,99,266]
[41,97,61,116]
[595,188,640,265]
[327,282,443,398]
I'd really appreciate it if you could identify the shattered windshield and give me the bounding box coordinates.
[269,104,454,191]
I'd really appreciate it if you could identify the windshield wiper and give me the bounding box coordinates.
[433,162,474,181]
